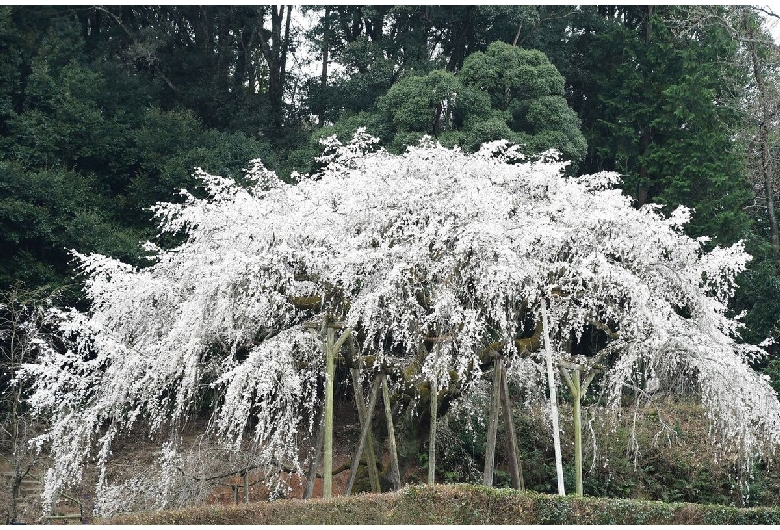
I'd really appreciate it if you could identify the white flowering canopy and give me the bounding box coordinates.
[26,131,780,510]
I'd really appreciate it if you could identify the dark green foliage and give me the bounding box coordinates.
[0,6,270,294]
[458,42,586,159]
[0,162,141,290]
[123,108,271,226]
[560,6,750,247]
[316,41,586,162]
[731,236,780,356]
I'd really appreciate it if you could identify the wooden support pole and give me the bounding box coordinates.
[40,514,82,522]
[542,301,565,496]
[350,367,381,493]
[500,363,524,490]
[560,364,586,497]
[428,373,438,485]
[345,374,383,495]
[483,357,503,487]
[323,324,352,499]
[573,368,583,497]
[323,325,335,499]
[559,351,602,498]
[382,376,401,491]
[243,470,249,503]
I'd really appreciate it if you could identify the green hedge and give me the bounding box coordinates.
[103,484,780,525]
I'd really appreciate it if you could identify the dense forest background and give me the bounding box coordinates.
[4,5,780,377]
[4,5,780,515]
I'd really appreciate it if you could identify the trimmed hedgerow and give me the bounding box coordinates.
[102,484,780,525]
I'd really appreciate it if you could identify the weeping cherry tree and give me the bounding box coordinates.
[23,131,780,513]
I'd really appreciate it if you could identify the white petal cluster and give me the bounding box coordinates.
[25,132,780,509]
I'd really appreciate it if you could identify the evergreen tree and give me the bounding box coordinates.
[564,6,751,246]
[308,42,586,163]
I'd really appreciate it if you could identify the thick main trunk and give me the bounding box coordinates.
[636,6,654,208]
[318,7,330,126]
[445,7,473,71]
[257,5,291,134]
[11,473,20,522]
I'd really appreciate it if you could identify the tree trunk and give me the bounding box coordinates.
[345,375,383,495]
[382,377,401,490]
[541,301,565,496]
[500,364,524,490]
[445,7,473,71]
[279,5,292,104]
[749,41,780,253]
[257,5,291,135]
[483,357,502,486]
[11,472,20,522]
[319,6,330,126]
[636,6,654,207]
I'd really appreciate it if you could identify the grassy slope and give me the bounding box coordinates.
[104,484,780,525]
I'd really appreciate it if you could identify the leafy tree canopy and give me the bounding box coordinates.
[311,41,586,163]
